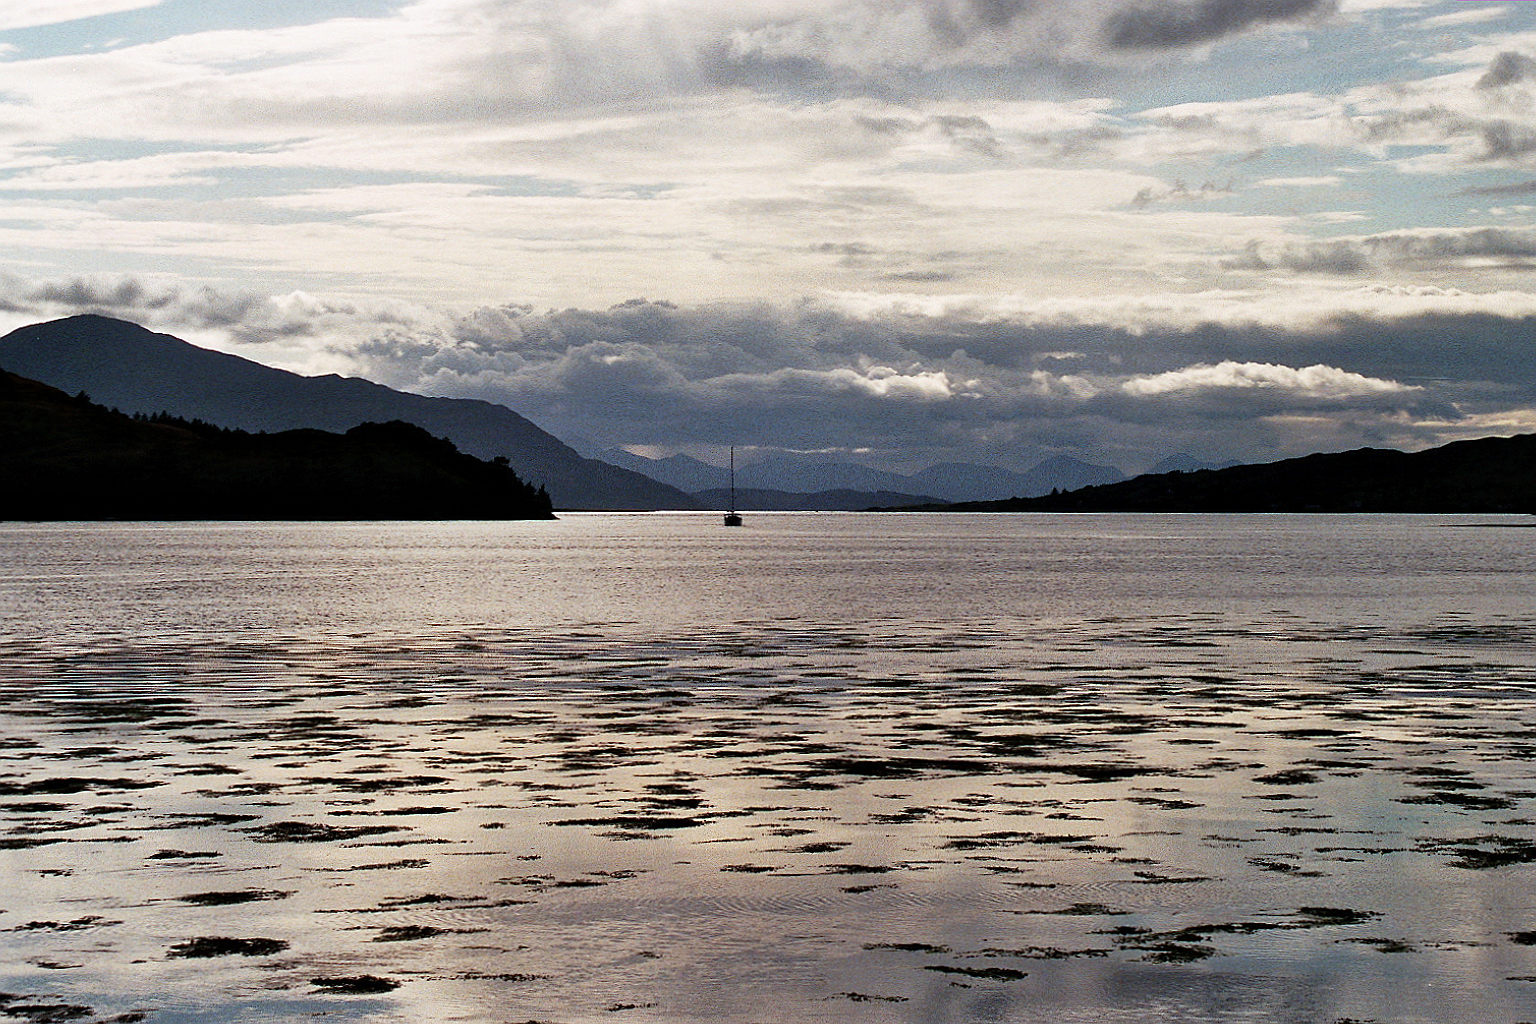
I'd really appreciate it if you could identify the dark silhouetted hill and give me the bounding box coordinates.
[930,434,1536,513]
[0,315,696,510]
[0,370,554,520]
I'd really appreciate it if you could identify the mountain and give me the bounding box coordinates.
[734,455,917,494]
[693,487,944,512]
[600,448,914,495]
[939,434,1536,513]
[903,462,1039,503]
[0,369,553,520]
[606,448,1126,503]
[600,449,728,493]
[1012,455,1127,495]
[906,456,1126,502]
[0,315,696,510]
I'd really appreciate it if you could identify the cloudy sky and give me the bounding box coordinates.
[1,0,1535,472]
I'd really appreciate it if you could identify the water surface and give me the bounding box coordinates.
[1,514,1534,1023]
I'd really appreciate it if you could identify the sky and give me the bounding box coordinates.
[0,0,1535,473]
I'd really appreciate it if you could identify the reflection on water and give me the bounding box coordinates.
[1,514,1535,1023]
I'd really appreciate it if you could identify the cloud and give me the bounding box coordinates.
[1105,0,1336,50]
[4,272,1535,470]
[0,1,165,32]
[3,6,1536,470]
[1478,50,1536,89]
[1225,226,1536,277]
[1120,360,1414,399]
[1460,179,1536,197]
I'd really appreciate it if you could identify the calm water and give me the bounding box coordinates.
[1,513,1535,1023]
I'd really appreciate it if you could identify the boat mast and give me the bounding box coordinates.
[724,447,743,525]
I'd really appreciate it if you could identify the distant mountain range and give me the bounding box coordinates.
[934,434,1536,513]
[602,448,1128,506]
[0,315,695,510]
[693,487,942,512]
[0,369,553,520]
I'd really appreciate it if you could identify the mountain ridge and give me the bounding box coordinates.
[0,315,696,510]
[603,447,1127,503]
[693,486,944,512]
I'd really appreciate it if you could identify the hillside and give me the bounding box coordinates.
[0,370,554,520]
[0,315,695,510]
[931,434,1536,513]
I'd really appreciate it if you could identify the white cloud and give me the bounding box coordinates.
[1121,360,1416,399]
[1420,6,1512,29]
[1254,175,1343,188]
[0,1,165,32]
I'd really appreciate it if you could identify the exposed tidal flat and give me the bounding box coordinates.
[1,514,1535,1024]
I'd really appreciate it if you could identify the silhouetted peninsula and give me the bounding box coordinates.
[920,433,1536,513]
[0,370,554,520]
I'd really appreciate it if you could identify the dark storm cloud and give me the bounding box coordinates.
[1105,0,1335,50]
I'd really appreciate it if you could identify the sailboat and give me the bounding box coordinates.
[723,446,743,526]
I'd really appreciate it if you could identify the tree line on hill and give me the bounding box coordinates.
[0,371,553,520]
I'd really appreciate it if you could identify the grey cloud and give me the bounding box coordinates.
[1105,0,1335,50]
[966,0,1036,29]
[1357,105,1536,168]
[1132,179,1234,206]
[1481,121,1536,162]
[1361,104,1471,144]
[1284,243,1371,277]
[29,277,174,313]
[811,242,878,257]
[884,270,958,282]
[851,111,1007,158]
[1478,51,1536,90]
[1458,179,1536,197]
[854,115,917,135]
[710,0,1335,99]
[1227,227,1536,278]
[1224,239,1371,275]
[924,0,1037,47]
